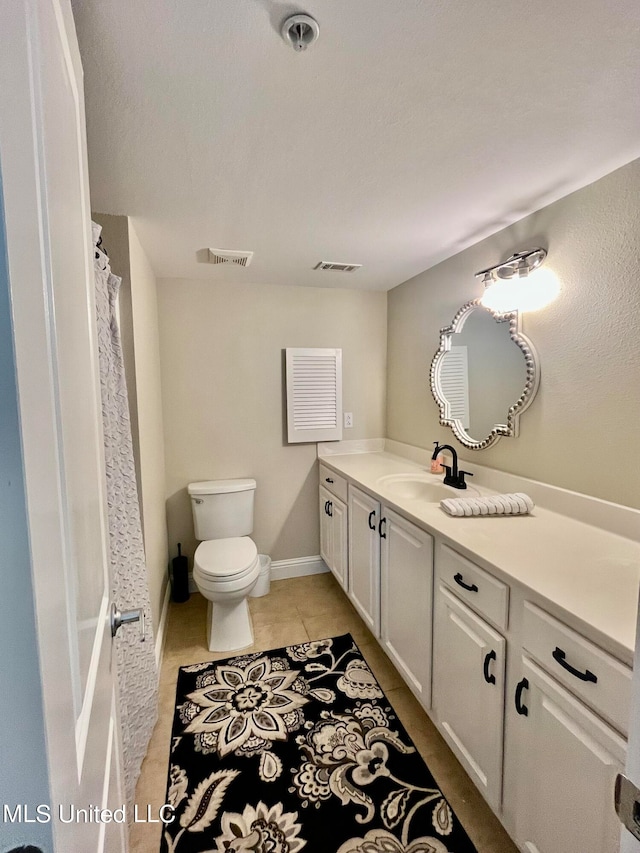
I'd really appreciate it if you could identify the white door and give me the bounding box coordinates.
[432,584,505,810]
[0,2,127,851]
[514,657,624,853]
[380,507,433,707]
[348,486,380,635]
[620,598,640,852]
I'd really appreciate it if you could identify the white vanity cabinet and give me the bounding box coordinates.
[319,484,348,590]
[348,484,381,635]
[432,544,510,811]
[432,583,506,811]
[380,507,434,707]
[347,482,434,702]
[508,602,631,853]
[511,657,625,853]
[316,452,637,853]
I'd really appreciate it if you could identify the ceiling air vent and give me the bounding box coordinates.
[314,261,362,273]
[207,248,254,267]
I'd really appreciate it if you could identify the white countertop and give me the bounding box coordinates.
[320,451,640,665]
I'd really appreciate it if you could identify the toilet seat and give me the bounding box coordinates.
[194,537,259,582]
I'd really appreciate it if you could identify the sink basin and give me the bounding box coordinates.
[376,473,479,502]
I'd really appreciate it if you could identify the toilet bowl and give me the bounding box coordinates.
[193,537,261,651]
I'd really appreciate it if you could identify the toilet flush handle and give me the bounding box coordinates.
[110,603,145,641]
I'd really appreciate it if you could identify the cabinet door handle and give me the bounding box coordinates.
[515,677,529,716]
[453,572,479,593]
[483,650,497,685]
[327,501,333,517]
[368,509,376,530]
[378,517,387,539]
[324,500,329,515]
[325,477,334,484]
[552,647,598,684]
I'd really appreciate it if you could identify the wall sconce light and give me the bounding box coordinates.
[476,248,560,313]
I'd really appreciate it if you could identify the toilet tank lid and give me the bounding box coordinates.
[188,478,256,496]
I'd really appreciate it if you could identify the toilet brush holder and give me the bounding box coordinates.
[171,543,190,603]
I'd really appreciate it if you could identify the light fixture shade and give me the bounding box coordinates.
[480,267,560,313]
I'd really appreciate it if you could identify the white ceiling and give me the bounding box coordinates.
[72,0,640,291]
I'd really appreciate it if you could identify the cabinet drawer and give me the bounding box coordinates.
[438,543,509,630]
[522,601,632,736]
[319,464,348,502]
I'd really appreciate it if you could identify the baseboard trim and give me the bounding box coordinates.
[270,555,329,581]
[155,580,171,671]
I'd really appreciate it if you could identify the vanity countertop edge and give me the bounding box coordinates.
[319,450,640,666]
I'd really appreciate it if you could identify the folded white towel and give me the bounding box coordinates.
[440,492,534,517]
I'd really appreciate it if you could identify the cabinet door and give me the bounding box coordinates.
[348,485,380,635]
[380,507,433,707]
[330,495,348,591]
[319,486,348,591]
[513,657,625,853]
[319,485,333,569]
[432,585,506,810]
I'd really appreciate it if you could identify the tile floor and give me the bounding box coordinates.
[130,572,518,853]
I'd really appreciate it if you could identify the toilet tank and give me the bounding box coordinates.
[188,479,256,540]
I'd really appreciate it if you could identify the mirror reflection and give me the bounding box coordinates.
[431,301,538,449]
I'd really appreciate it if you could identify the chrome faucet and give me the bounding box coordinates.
[432,443,474,490]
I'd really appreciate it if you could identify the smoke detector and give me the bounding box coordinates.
[207,248,254,267]
[314,261,362,273]
[281,14,319,52]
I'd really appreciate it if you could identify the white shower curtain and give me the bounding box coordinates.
[93,222,158,810]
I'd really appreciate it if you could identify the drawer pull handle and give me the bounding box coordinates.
[325,477,334,484]
[515,677,529,716]
[454,573,478,593]
[552,647,598,683]
[378,517,387,539]
[483,650,497,685]
[327,501,333,517]
[368,510,376,531]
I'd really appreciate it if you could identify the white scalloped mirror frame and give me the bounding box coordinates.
[430,300,540,449]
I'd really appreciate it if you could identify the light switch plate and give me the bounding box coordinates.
[344,412,353,428]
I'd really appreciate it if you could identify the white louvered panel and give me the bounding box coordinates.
[439,346,470,430]
[286,348,343,443]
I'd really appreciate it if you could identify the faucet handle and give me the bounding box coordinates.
[442,465,457,488]
[459,470,474,489]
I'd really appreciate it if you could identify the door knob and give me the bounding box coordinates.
[110,602,145,641]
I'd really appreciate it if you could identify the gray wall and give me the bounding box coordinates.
[157,279,388,565]
[387,158,640,509]
[0,175,52,850]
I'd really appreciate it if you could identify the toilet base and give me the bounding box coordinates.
[206,597,254,652]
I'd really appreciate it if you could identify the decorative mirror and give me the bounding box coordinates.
[430,300,539,449]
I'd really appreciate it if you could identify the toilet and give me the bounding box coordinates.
[188,478,262,652]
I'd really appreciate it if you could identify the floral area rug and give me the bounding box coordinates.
[161,633,477,853]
